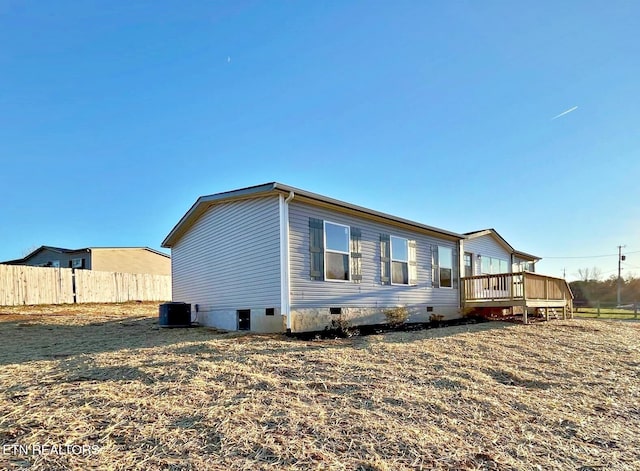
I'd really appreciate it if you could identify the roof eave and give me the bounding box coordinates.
[513,250,541,262]
[162,183,278,247]
[276,184,463,240]
[466,229,541,261]
[465,228,514,253]
[162,182,464,248]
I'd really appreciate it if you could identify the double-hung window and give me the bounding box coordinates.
[391,236,409,285]
[324,221,350,281]
[438,246,453,288]
[381,234,417,285]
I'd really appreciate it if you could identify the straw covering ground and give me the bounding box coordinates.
[1,303,639,470]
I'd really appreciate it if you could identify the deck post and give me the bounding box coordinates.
[597,301,600,317]
[562,305,566,320]
[545,279,549,300]
[634,302,638,319]
[523,307,528,324]
[545,308,549,322]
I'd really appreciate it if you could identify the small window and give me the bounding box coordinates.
[330,307,342,315]
[50,260,60,268]
[324,222,350,281]
[265,308,275,316]
[438,246,453,288]
[71,258,85,269]
[463,252,473,277]
[391,236,409,285]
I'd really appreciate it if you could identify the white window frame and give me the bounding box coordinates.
[390,235,409,286]
[71,258,84,268]
[513,260,534,273]
[438,246,453,289]
[481,256,509,274]
[323,221,351,282]
[463,252,473,277]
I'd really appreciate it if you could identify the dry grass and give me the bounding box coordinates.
[1,303,639,470]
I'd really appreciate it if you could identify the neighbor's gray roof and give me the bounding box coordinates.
[2,246,169,265]
[464,229,540,261]
[162,182,465,248]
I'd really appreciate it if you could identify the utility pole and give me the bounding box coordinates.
[617,245,626,306]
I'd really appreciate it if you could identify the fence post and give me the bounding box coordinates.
[71,268,77,304]
[597,301,600,317]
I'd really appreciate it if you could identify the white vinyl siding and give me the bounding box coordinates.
[464,234,512,276]
[289,201,459,308]
[171,197,281,310]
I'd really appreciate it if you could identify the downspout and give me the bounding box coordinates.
[280,191,294,334]
[459,238,464,311]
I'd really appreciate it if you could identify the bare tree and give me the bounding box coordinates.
[591,266,602,281]
[576,266,602,282]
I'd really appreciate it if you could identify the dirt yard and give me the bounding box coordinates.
[1,303,639,470]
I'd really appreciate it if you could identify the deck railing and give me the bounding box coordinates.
[461,271,573,304]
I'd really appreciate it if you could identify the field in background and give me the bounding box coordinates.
[573,305,639,320]
[1,303,639,470]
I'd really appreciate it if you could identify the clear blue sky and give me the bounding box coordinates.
[1,1,638,281]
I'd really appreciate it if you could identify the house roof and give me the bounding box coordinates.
[464,229,540,261]
[162,182,465,248]
[2,246,169,265]
[88,247,171,258]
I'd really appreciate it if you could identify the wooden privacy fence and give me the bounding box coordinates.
[0,264,171,306]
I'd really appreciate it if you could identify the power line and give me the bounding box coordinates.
[543,249,640,259]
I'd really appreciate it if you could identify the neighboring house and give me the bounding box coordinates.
[2,246,171,275]
[462,229,539,278]
[162,182,572,333]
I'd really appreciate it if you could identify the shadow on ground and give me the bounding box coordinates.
[0,316,230,366]
[0,310,517,367]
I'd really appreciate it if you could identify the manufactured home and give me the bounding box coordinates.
[162,183,572,333]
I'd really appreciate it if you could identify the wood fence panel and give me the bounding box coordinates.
[0,265,74,306]
[74,270,170,303]
[0,265,171,306]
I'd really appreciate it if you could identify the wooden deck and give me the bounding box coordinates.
[461,272,574,323]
